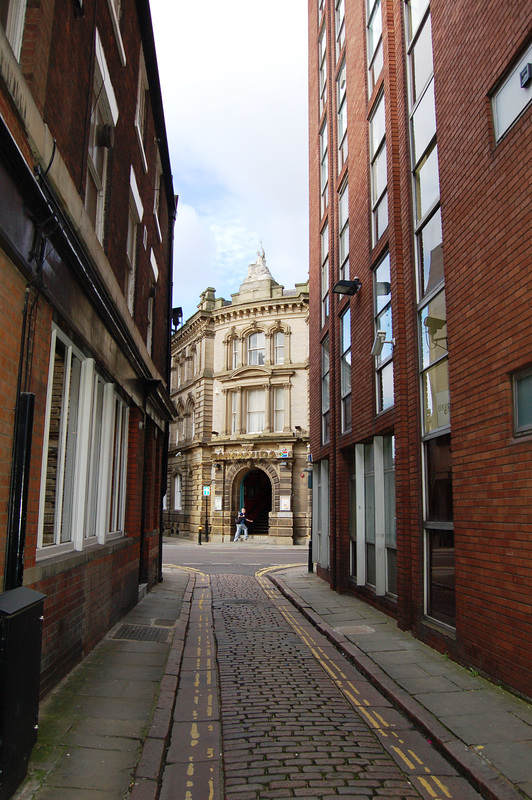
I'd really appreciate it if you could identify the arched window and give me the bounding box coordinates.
[247,331,265,365]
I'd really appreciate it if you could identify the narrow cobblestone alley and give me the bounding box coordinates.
[159,567,484,800]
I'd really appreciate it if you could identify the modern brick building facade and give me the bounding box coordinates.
[0,0,175,699]
[309,0,532,698]
[165,253,311,545]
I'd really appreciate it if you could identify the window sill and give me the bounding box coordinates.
[29,535,130,582]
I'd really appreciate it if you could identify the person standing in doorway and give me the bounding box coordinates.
[234,508,253,541]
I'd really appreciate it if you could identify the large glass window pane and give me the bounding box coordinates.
[274,387,284,432]
[414,144,439,222]
[247,389,265,433]
[337,60,348,168]
[370,95,385,157]
[375,254,391,313]
[367,0,382,61]
[85,378,104,539]
[427,529,455,626]
[412,80,436,164]
[335,0,345,57]
[274,331,285,364]
[378,361,394,411]
[411,15,433,102]
[248,332,265,365]
[367,0,383,93]
[322,336,330,444]
[376,306,393,364]
[419,207,443,295]
[422,358,450,434]
[406,0,430,43]
[320,121,328,215]
[375,193,388,241]
[425,433,453,522]
[372,144,387,203]
[421,291,447,368]
[364,444,376,585]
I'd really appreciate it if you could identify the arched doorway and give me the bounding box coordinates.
[239,469,272,537]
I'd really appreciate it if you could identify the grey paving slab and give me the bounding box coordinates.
[62,730,140,752]
[395,675,466,694]
[416,690,517,718]
[42,746,137,791]
[439,711,532,745]
[32,790,118,800]
[69,715,148,739]
[74,694,154,720]
[479,741,532,782]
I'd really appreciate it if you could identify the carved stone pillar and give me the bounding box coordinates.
[263,383,271,432]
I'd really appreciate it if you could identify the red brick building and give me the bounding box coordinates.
[309,0,532,698]
[0,0,175,697]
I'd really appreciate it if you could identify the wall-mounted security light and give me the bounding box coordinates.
[332,278,362,295]
[371,330,395,358]
[172,307,183,330]
[520,63,532,88]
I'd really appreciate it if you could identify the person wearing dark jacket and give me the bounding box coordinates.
[234,508,253,541]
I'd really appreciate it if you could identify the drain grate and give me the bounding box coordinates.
[112,624,171,643]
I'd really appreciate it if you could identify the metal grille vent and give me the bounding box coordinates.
[112,624,171,643]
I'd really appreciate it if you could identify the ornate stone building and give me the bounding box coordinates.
[166,253,310,544]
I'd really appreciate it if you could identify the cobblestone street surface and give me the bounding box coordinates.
[159,568,484,800]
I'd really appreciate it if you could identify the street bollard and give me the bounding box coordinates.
[198,526,203,545]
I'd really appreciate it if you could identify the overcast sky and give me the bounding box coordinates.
[150,0,309,324]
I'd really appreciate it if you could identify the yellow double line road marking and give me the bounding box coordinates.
[256,565,454,800]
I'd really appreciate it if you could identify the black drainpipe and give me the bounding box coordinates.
[4,288,36,591]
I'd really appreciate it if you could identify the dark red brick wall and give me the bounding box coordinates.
[430,0,532,693]
[308,0,532,697]
[1,0,172,698]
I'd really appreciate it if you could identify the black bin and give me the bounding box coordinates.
[0,587,46,800]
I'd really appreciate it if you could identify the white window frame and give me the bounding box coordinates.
[321,336,330,444]
[374,253,394,413]
[247,331,265,366]
[312,460,330,568]
[492,41,532,142]
[174,473,182,510]
[513,367,532,436]
[353,437,396,595]
[126,167,144,314]
[367,0,383,94]
[369,92,388,245]
[321,223,329,327]
[338,181,349,280]
[246,388,265,434]
[319,24,327,116]
[340,307,351,433]
[273,386,285,432]
[1,0,27,60]
[37,326,129,556]
[335,0,345,60]
[320,120,329,217]
[85,31,118,244]
[135,51,149,172]
[337,59,348,171]
[273,331,285,365]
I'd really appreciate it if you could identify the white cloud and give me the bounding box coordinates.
[150,0,309,322]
